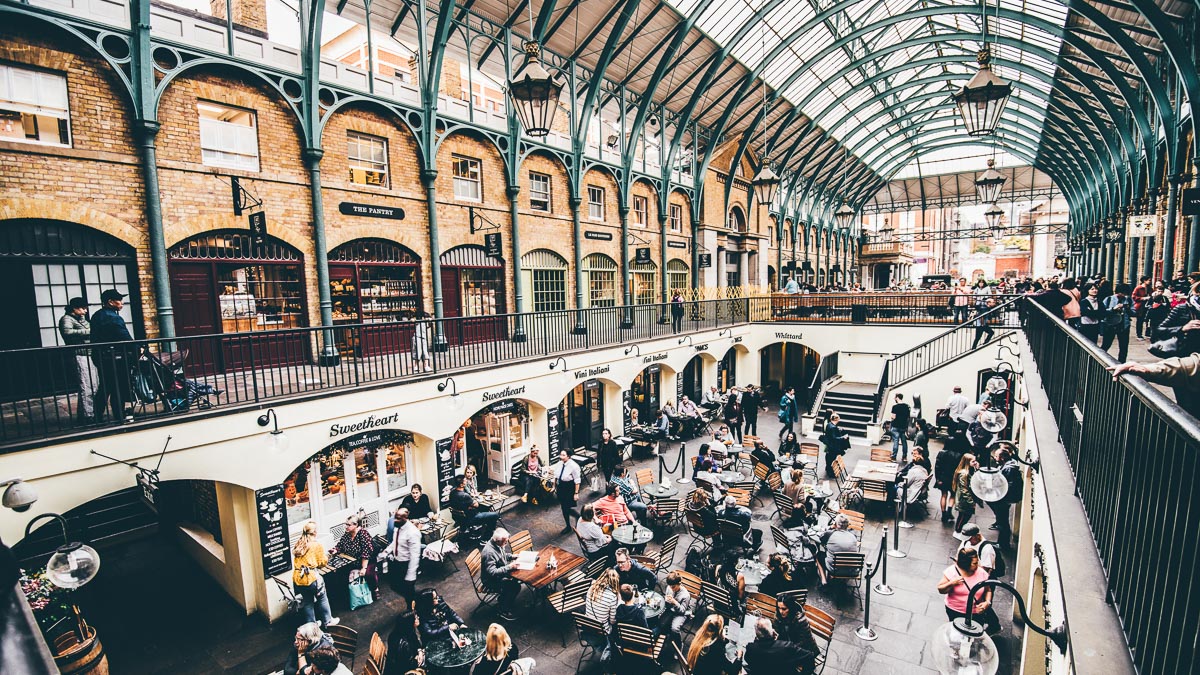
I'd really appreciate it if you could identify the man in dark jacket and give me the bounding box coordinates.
[743,618,814,675]
[742,385,763,436]
[614,548,657,590]
[989,446,1024,550]
[89,289,134,422]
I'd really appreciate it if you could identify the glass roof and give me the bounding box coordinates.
[892,145,1029,179]
[663,0,1070,177]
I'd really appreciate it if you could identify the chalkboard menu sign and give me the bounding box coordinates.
[485,233,503,259]
[436,437,455,503]
[547,406,562,459]
[256,484,291,579]
[622,389,633,435]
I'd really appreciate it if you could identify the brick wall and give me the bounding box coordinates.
[208,0,268,35]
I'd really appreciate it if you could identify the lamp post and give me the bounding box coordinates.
[930,579,1067,674]
[23,514,101,591]
[834,204,855,232]
[970,440,1038,503]
[984,203,1004,235]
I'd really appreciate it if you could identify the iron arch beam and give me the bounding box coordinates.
[571,0,643,162]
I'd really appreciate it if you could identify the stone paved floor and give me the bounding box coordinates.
[78,409,1020,675]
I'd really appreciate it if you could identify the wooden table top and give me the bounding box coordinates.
[851,459,900,482]
[508,545,587,590]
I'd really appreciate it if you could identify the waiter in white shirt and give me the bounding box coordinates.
[386,507,422,601]
[946,386,970,430]
[554,449,582,531]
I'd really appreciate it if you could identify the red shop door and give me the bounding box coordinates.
[170,263,221,375]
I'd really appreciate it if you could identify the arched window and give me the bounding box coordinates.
[631,259,657,305]
[520,249,568,312]
[582,253,618,308]
[666,259,689,294]
[727,206,746,232]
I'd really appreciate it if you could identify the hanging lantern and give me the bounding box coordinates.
[509,41,563,137]
[834,204,855,232]
[985,203,1004,233]
[752,164,780,205]
[975,158,1006,203]
[953,49,1012,136]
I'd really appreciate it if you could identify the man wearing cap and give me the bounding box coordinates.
[90,289,134,422]
[58,298,97,421]
[957,524,996,576]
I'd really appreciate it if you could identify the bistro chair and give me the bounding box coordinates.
[717,518,751,555]
[614,622,666,670]
[839,509,866,532]
[799,443,821,480]
[546,579,591,646]
[466,549,499,612]
[360,660,381,675]
[673,640,693,675]
[777,588,809,607]
[650,497,683,530]
[804,604,836,674]
[635,468,655,488]
[827,552,866,607]
[572,612,608,673]
[652,534,679,576]
[725,487,753,509]
[685,510,717,554]
[367,632,386,674]
[870,447,894,462]
[744,591,777,621]
[326,624,359,670]
[699,581,739,622]
[509,529,533,555]
[771,489,794,522]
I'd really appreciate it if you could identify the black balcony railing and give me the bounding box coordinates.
[1025,301,1199,675]
[770,292,1023,324]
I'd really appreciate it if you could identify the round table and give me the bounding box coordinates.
[718,470,743,484]
[641,483,679,499]
[736,559,771,587]
[426,629,486,671]
[641,590,667,619]
[612,524,655,547]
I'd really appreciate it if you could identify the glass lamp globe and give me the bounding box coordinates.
[46,543,101,590]
[930,619,999,674]
[970,467,1009,503]
[267,430,290,454]
[985,376,1008,395]
[448,393,464,411]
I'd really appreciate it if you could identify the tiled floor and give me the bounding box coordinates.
[78,410,1020,675]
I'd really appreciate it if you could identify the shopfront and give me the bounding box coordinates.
[680,355,703,403]
[440,244,507,344]
[718,348,737,390]
[559,379,605,450]
[628,365,661,428]
[454,399,531,485]
[520,249,568,313]
[329,238,423,357]
[283,428,414,541]
[169,230,308,371]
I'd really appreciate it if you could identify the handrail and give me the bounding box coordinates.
[805,351,840,415]
[886,295,1024,362]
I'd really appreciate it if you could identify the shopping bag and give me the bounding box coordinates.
[348,579,374,610]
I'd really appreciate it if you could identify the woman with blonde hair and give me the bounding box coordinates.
[584,569,621,633]
[471,623,529,675]
[686,614,740,675]
[292,520,338,628]
[952,453,979,536]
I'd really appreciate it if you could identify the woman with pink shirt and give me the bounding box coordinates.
[937,547,999,633]
[1060,278,1082,326]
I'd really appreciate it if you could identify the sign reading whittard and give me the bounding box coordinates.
[482,384,527,403]
[774,331,804,340]
[330,412,400,437]
[574,364,611,380]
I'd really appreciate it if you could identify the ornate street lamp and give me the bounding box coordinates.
[930,578,1066,674]
[984,203,1004,233]
[834,204,855,232]
[953,48,1012,136]
[752,164,780,205]
[975,158,1006,203]
[24,513,101,590]
[509,40,563,137]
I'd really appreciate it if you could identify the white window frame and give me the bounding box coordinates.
[347,131,389,188]
[633,195,648,227]
[587,185,605,221]
[529,171,551,212]
[669,204,683,232]
[198,101,259,171]
[453,155,483,202]
[0,63,71,148]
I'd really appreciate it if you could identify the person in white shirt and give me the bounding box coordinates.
[553,450,582,530]
[663,400,678,417]
[679,396,701,418]
[957,523,996,574]
[386,507,423,601]
[576,505,614,560]
[947,386,970,430]
[703,386,722,409]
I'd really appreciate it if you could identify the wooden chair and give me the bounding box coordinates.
[632,554,658,571]
[745,591,777,621]
[652,534,679,576]
[777,587,809,607]
[861,478,890,503]
[725,487,753,508]
[509,529,533,554]
[673,640,693,675]
[367,632,386,674]
[832,457,860,498]
[614,623,667,670]
[360,660,380,675]
[547,579,591,646]
[635,468,655,488]
[700,581,739,621]
[766,470,784,493]
[675,570,705,605]
[465,549,499,611]
[425,525,460,574]
[717,518,750,554]
[870,447,894,462]
[572,613,609,673]
[651,497,683,529]
[827,552,867,607]
[908,473,937,517]
[800,443,820,479]
[771,525,795,564]
[685,510,716,553]
[804,605,836,674]
[839,509,866,532]
[326,624,359,670]
[771,489,794,522]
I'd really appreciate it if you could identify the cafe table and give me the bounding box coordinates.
[718,470,744,484]
[508,545,587,591]
[851,460,900,482]
[723,615,756,661]
[426,628,486,672]
[641,483,679,499]
[736,558,771,588]
[612,523,655,553]
[641,590,667,619]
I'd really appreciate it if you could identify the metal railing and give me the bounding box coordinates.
[1024,301,1199,675]
[871,296,1023,421]
[806,351,840,415]
[770,293,1023,324]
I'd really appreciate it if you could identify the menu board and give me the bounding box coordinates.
[547,406,562,459]
[256,484,291,579]
[436,437,455,503]
[623,389,633,435]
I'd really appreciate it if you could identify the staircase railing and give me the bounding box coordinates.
[872,296,1024,421]
[806,351,840,414]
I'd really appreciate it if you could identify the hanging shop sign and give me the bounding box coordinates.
[642,352,668,365]
[488,399,518,414]
[667,241,688,249]
[484,233,503,259]
[585,231,614,241]
[1086,236,1102,249]
[435,437,455,502]
[248,211,267,249]
[136,472,159,512]
[635,247,652,264]
[698,253,712,268]
[547,406,562,460]
[583,379,601,390]
[1054,255,1068,270]
[339,202,406,219]
[1183,188,1200,217]
[256,484,291,579]
[329,411,401,438]
[1127,215,1159,238]
[622,389,633,435]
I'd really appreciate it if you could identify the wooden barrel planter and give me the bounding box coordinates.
[52,626,109,675]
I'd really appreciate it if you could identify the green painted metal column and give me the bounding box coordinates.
[571,196,586,333]
[507,185,526,341]
[1188,165,1200,273]
[135,123,174,340]
[620,204,633,328]
[304,148,340,365]
[658,210,669,323]
[1163,175,1182,280]
[423,169,448,350]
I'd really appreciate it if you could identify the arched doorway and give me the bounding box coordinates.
[758,342,821,405]
[454,399,534,485]
[767,265,776,291]
[630,259,658,305]
[727,206,746,233]
[169,230,309,370]
[627,365,662,430]
[440,244,507,344]
[666,259,689,294]
[558,379,607,450]
[329,238,422,356]
[718,347,737,390]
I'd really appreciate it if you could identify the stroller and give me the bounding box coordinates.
[130,346,221,414]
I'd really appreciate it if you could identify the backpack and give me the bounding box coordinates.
[981,541,1007,578]
[1002,463,1024,504]
[685,548,714,581]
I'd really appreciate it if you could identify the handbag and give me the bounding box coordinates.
[273,577,304,615]
[348,578,374,610]
[1148,336,1182,359]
